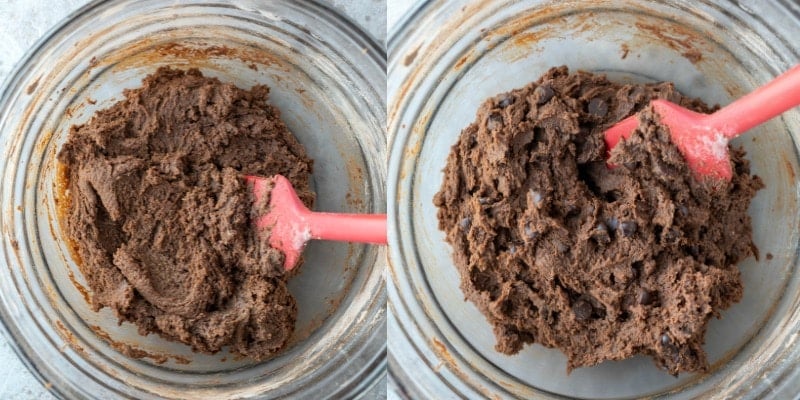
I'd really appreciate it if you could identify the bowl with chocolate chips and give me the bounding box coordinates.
[0,0,385,398]
[388,0,799,398]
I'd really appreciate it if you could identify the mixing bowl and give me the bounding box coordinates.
[0,0,386,398]
[388,0,799,398]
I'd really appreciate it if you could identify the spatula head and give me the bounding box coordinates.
[246,174,311,271]
[650,100,732,181]
[604,99,732,181]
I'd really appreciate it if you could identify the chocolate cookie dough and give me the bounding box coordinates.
[58,67,314,360]
[434,67,763,375]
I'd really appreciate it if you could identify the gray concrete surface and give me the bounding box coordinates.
[0,0,386,399]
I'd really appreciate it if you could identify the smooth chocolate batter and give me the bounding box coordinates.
[58,67,314,360]
[434,67,763,375]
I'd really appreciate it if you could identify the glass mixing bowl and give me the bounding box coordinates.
[388,0,799,398]
[0,0,386,398]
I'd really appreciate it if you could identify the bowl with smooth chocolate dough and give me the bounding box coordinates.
[388,1,800,399]
[58,67,312,362]
[0,1,385,399]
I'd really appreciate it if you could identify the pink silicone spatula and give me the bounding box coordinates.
[604,64,800,180]
[246,174,387,270]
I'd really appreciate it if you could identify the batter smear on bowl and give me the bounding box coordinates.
[58,67,314,360]
[434,67,763,375]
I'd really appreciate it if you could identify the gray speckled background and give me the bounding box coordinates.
[0,0,385,398]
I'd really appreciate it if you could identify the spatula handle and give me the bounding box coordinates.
[708,64,800,136]
[306,212,388,244]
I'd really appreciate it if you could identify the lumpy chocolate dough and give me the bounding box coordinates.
[58,67,314,360]
[434,67,763,375]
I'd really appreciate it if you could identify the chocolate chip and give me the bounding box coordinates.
[459,217,471,229]
[487,113,503,130]
[529,189,544,207]
[632,261,643,272]
[534,84,554,105]
[654,225,663,240]
[605,216,619,231]
[572,299,593,321]
[588,98,608,117]
[498,94,514,108]
[594,306,607,319]
[661,334,671,346]
[637,288,654,305]
[619,221,637,237]
[523,223,539,239]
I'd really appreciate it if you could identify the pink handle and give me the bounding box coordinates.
[707,64,800,137]
[303,211,387,244]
